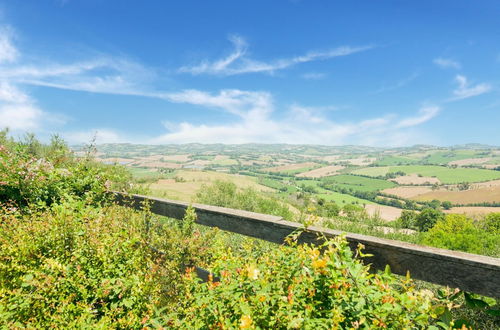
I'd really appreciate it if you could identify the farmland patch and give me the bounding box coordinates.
[296,165,345,178]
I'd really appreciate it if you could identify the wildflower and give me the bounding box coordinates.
[240,314,252,329]
[246,265,260,280]
[312,258,327,269]
[309,248,320,260]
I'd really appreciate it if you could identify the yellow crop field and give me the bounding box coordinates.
[414,185,500,204]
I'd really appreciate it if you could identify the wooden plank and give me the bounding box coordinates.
[113,192,500,298]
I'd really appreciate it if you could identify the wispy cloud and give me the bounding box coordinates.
[451,75,491,100]
[396,105,440,128]
[433,57,461,69]
[372,72,419,94]
[0,26,18,63]
[152,88,439,146]
[179,35,373,76]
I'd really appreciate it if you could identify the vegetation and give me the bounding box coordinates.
[195,180,294,221]
[2,134,498,327]
[353,165,500,184]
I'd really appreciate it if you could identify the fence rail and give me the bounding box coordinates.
[113,192,500,298]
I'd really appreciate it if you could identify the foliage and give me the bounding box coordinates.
[415,208,445,232]
[196,180,294,220]
[160,235,458,329]
[0,199,210,327]
[398,210,418,229]
[0,133,130,210]
[421,214,500,257]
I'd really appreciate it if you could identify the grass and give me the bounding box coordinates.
[352,165,500,184]
[374,156,420,166]
[210,158,238,166]
[322,174,396,192]
[144,170,274,201]
[422,150,485,164]
[316,192,375,206]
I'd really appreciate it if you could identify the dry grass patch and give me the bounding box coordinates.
[364,204,403,221]
[162,154,191,162]
[415,185,500,204]
[262,162,317,173]
[146,170,274,202]
[382,186,434,199]
[444,207,500,217]
[296,165,345,178]
[390,174,440,185]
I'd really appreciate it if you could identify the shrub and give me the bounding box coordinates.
[421,214,500,257]
[196,180,294,220]
[160,234,455,328]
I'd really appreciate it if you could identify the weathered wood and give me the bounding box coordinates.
[113,192,500,298]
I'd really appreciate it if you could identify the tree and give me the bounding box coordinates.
[398,210,417,229]
[415,208,445,232]
[441,201,452,210]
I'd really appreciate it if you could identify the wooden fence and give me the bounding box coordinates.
[113,192,500,298]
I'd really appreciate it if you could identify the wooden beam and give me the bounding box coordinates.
[113,192,500,298]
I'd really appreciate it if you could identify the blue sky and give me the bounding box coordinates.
[0,0,499,146]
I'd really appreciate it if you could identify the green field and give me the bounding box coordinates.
[129,167,164,179]
[422,150,485,164]
[322,174,396,192]
[352,165,500,184]
[316,192,375,206]
[210,158,238,166]
[374,156,420,166]
[282,165,320,175]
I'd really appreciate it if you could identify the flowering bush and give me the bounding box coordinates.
[161,234,458,329]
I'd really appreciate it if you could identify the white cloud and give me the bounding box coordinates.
[372,72,419,94]
[396,106,440,128]
[179,35,373,76]
[0,27,18,63]
[433,57,461,69]
[451,75,491,100]
[0,104,43,130]
[152,89,439,146]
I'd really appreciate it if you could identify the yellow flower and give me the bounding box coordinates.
[246,265,260,280]
[312,258,327,269]
[240,315,253,329]
[309,248,320,260]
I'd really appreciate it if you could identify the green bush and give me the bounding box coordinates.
[0,133,130,210]
[161,235,456,328]
[196,180,294,220]
[421,214,500,257]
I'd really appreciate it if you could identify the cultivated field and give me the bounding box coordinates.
[296,165,345,178]
[262,162,318,174]
[146,170,273,201]
[448,157,491,166]
[382,186,434,198]
[390,174,440,185]
[414,185,500,204]
[322,174,396,192]
[352,165,500,184]
[364,204,403,221]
